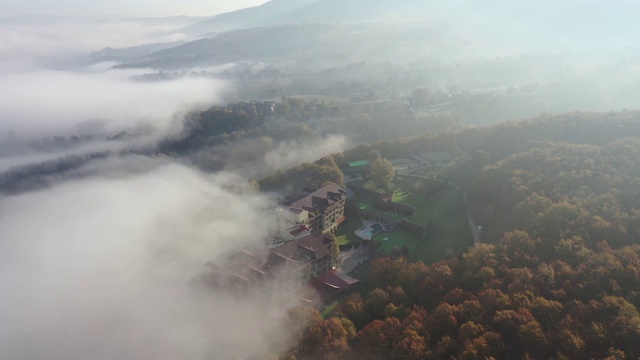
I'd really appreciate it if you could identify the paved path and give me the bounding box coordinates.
[447,181,481,246]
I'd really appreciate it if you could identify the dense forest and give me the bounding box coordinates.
[4,97,640,360]
[7,2,640,360]
[268,111,640,360]
[1,96,457,194]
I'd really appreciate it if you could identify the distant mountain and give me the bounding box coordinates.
[0,14,208,27]
[184,0,320,35]
[118,24,361,69]
[185,0,640,40]
[184,0,445,36]
[89,41,189,64]
[114,0,640,70]
[115,22,457,70]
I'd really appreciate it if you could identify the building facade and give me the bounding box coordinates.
[283,182,346,235]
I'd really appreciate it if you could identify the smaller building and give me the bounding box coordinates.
[267,233,337,293]
[342,159,370,176]
[311,270,359,301]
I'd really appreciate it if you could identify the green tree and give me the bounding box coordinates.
[370,157,395,189]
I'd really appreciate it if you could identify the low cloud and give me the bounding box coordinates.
[0,68,226,139]
[262,134,347,173]
[0,15,314,360]
[0,18,189,68]
[0,17,220,145]
[0,159,290,359]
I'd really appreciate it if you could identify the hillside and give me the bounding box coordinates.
[280,110,640,360]
[183,0,319,35]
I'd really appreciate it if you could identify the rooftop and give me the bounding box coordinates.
[287,182,345,213]
[347,160,370,168]
[310,270,359,301]
[269,233,334,262]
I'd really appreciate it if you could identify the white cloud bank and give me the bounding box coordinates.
[0,68,226,138]
[0,161,286,359]
[0,14,305,359]
[262,134,347,172]
[0,18,188,67]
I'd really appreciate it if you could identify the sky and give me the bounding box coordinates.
[0,0,269,18]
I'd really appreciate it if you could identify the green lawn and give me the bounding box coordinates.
[334,208,364,246]
[409,188,472,264]
[320,300,340,318]
[348,179,387,194]
[377,175,473,263]
[373,227,421,254]
[339,175,472,263]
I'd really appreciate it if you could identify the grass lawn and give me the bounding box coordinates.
[341,174,472,263]
[373,227,421,254]
[348,178,386,194]
[378,175,473,263]
[320,300,340,318]
[334,209,364,246]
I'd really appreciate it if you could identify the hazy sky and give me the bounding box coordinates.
[0,0,269,18]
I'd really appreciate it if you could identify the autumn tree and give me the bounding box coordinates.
[370,157,395,189]
[299,317,351,360]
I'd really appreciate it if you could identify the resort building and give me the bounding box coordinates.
[281,182,346,235]
[267,232,338,294]
[197,233,351,302]
[194,184,357,305]
[342,159,370,176]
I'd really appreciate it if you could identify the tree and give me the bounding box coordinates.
[390,330,429,360]
[370,157,395,189]
[355,317,403,359]
[364,288,390,321]
[299,317,350,360]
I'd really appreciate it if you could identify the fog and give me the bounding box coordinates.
[0,160,291,359]
[2,1,640,359]
[261,135,346,174]
[0,14,234,171]
[1,0,267,18]
[0,68,225,137]
[0,10,306,360]
[0,17,193,70]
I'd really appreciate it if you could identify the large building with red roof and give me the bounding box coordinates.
[281,182,346,235]
[194,183,355,304]
[196,232,357,304]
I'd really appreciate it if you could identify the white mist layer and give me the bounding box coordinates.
[0,162,285,359]
[0,69,225,138]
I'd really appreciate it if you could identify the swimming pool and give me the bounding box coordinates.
[357,223,384,239]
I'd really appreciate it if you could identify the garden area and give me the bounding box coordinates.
[340,174,473,264]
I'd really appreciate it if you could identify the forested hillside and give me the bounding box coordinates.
[279,110,640,360]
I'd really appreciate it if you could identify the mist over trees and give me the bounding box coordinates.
[369,158,394,189]
[3,0,640,359]
[281,110,640,360]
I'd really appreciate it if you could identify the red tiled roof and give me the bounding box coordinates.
[310,270,359,301]
[269,233,333,262]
